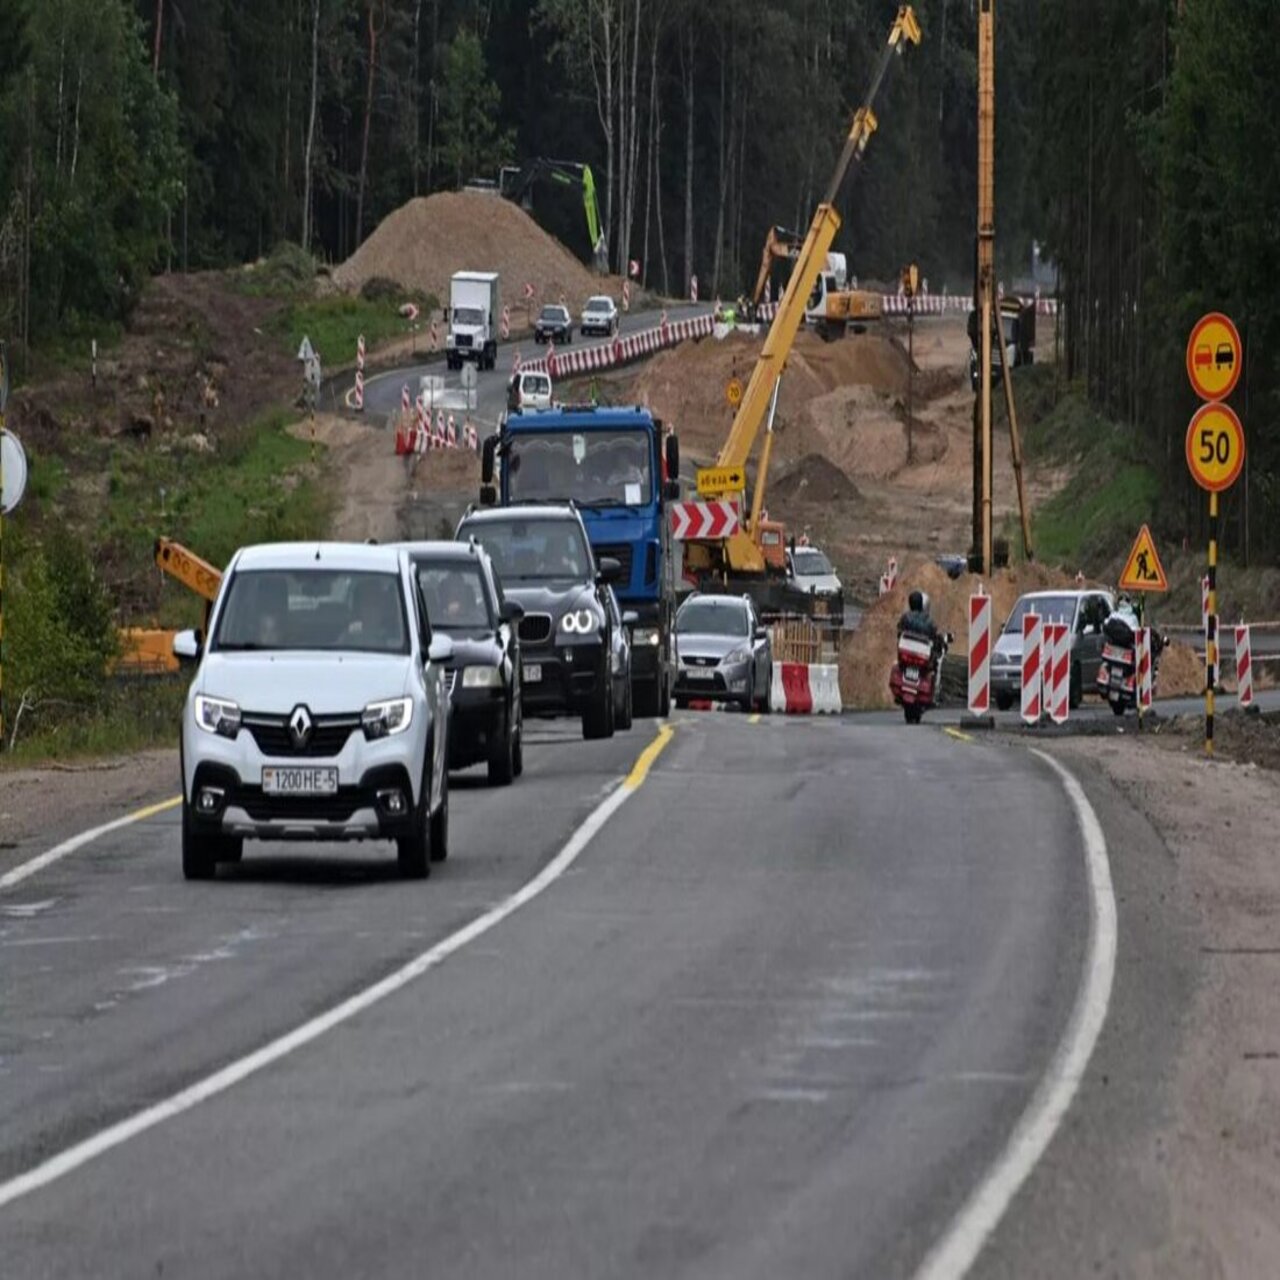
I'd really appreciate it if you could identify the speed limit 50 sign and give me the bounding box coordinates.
[1185,402,1245,493]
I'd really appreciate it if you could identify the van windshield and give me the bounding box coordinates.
[507,430,652,506]
[213,569,408,654]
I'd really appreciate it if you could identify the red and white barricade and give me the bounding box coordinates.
[968,591,992,715]
[1021,612,1043,724]
[430,317,439,351]
[446,413,457,448]
[1136,627,1154,712]
[1046,620,1070,724]
[1235,624,1254,709]
[353,333,366,411]
[463,422,478,451]
[500,305,510,341]
[621,280,631,313]
[690,274,699,302]
[400,384,410,416]
[415,398,428,454]
[878,556,900,597]
[433,409,446,449]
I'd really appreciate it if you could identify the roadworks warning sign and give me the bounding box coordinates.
[1118,524,1168,593]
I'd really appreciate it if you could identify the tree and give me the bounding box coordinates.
[437,27,512,188]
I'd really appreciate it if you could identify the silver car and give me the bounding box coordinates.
[990,589,1114,711]
[175,542,453,881]
[673,593,772,712]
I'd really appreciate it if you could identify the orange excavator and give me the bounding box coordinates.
[750,228,882,339]
[113,538,222,676]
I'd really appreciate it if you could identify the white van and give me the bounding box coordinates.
[506,369,553,412]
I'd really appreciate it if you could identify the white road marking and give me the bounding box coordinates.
[0,727,672,1212]
[912,749,1117,1280]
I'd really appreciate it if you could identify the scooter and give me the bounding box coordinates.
[1096,612,1165,715]
[890,629,951,724]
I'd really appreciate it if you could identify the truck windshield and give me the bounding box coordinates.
[453,307,485,326]
[507,430,652,505]
[462,519,592,583]
[213,569,409,654]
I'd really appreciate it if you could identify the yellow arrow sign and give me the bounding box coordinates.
[1118,523,1168,593]
[696,465,745,496]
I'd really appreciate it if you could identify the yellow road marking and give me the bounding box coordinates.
[748,713,761,725]
[131,796,182,821]
[624,723,675,790]
[943,727,974,744]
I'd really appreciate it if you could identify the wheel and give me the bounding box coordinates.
[995,691,1014,712]
[617,677,633,731]
[659,672,672,718]
[430,767,449,862]
[756,667,773,713]
[181,801,219,881]
[673,695,689,711]
[583,684,614,739]
[397,766,432,879]
[1111,699,1127,717]
[738,673,754,713]
[487,706,515,786]
[1069,660,1083,710]
[904,703,923,725]
[216,837,244,864]
[512,713,524,777]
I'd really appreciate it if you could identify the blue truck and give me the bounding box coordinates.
[480,405,679,717]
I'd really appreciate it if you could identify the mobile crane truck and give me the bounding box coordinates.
[479,406,680,718]
[684,5,922,611]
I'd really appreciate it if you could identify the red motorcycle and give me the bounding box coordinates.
[890,629,951,724]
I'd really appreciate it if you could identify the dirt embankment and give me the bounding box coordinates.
[332,191,624,315]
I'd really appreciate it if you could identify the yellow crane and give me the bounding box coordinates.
[686,5,922,590]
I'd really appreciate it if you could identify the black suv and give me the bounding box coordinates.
[404,540,524,785]
[534,304,573,344]
[454,505,623,740]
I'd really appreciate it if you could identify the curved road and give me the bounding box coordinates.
[0,713,1099,1278]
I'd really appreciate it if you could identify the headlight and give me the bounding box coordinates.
[560,609,599,635]
[721,647,751,666]
[193,694,241,738]
[462,665,503,688]
[361,696,414,740]
[632,627,661,647]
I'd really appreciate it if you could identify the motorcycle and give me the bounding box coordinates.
[890,629,952,724]
[1096,609,1165,715]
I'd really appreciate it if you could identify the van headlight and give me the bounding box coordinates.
[361,697,414,740]
[560,609,598,635]
[193,694,241,738]
[462,665,503,688]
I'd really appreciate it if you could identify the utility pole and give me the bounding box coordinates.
[974,0,995,574]
[901,262,919,463]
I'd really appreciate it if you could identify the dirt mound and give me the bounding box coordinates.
[1160,641,1205,699]
[333,192,614,311]
[772,454,860,504]
[837,555,1090,709]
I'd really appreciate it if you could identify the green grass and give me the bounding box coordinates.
[266,295,424,368]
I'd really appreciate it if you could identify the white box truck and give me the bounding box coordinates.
[446,271,501,372]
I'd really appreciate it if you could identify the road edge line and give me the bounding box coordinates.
[0,724,675,1212]
[0,796,182,894]
[911,747,1117,1280]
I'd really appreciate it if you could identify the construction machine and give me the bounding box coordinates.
[501,158,608,273]
[749,226,882,338]
[684,5,922,611]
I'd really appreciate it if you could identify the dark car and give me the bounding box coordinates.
[604,585,636,731]
[534,304,573,345]
[455,504,623,740]
[674,593,772,712]
[404,540,525,785]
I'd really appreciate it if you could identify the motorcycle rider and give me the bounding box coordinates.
[898,589,938,641]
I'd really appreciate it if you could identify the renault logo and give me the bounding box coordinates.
[288,705,313,749]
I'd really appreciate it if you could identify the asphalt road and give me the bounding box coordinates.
[357,302,712,425]
[0,713,1102,1278]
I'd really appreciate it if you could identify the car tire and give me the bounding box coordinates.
[1069,660,1083,710]
[181,801,220,881]
[216,837,244,864]
[904,703,923,725]
[757,667,773,713]
[487,707,515,786]
[659,673,672,718]
[618,677,633,731]
[1111,699,1127,717]
[582,685,613,740]
[995,690,1014,712]
[738,674,754,713]
[430,767,449,862]
[397,767,432,879]
[512,715,524,777]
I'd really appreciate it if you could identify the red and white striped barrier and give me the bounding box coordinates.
[353,334,366,411]
[518,313,717,381]
[877,556,900,597]
[621,280,631,313]
[430,318,439,351]
[1235,623,1254,709]
[1046,620,1070,724]
[446,413,457,448]
[512,347,522,375]
[1136,627,1154,712]
[1021,612,1043,724]
[690,274,699,303]
[670,499,739,540]
[400,384,410,416]
[968,591,992,715]
[523,281,534,302]
[434,409,446,450]
[500,305,510,341]
[415,398,428,454]
[463,422,478,451]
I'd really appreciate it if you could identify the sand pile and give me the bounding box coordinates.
[772,454,860,504]
[333,192,613,310]
[837,555,1088,709]
[1159,641,1204,699]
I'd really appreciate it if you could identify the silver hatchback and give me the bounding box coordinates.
[673,593,772,712]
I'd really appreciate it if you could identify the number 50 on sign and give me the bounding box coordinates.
[1185,402,1245,493]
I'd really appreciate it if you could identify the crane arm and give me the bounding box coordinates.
[714,5,921,478]
[154,537,222,604]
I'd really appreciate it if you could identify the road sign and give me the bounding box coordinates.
[2,429,28,513]
[1186,311,1242,402]
[1118,523,1168,592]
[725,377,743,408]
[696,464,745,496]
[296,335,316,364]
[1186,401,1245,492]
[670,499,739,540]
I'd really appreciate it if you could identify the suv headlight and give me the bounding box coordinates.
[361,696,414,740]
[462,665,503,688]
[632,627,661,647]
[560,609,599,635]
[194,694,241,738]
[722,647,751,666]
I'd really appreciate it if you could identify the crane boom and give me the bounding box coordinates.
[692,6,921,579]
[154,537,222,603]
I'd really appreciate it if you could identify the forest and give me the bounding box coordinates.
[0,0,1276,556]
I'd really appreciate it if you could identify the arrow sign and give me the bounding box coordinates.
[670,499,740,540]
[696,465,746,496]
[297,335,317,363]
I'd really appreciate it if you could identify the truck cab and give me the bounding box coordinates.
[446,271,501,372]
[480,405,679,718]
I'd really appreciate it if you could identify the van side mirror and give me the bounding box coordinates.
[597,556,624,584]
[664,432,680,480]
[173,629,202,662]
[427,634,454,664]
